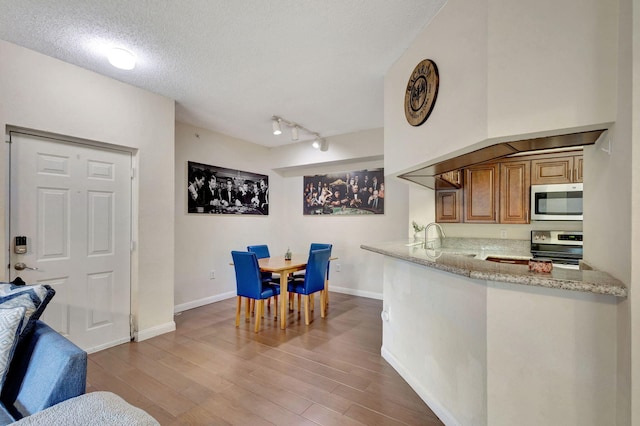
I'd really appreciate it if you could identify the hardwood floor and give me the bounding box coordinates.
[87,293,444,425]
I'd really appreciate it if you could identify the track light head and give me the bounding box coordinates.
[272,117,282,135]
[270,115,327,151]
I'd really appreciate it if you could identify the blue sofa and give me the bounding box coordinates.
[0,320,87,424]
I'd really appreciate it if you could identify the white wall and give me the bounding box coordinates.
[384,0,489,177]
[487,0,617,137]
[486,281,617,426]
[383,0,628,423]
[584,0,634,424]
[0,40,176,337]
[385,0,618,178]
[382,260,487,426]
[174,123,408,310]
[631,0,640,422]
[174,122,282,309]
[381,256,618,426]
[281,175,408,299]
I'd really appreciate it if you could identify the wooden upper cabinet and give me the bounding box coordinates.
[499,160,530,224]
[464,163,499,223]
[436,189,462,223]
[439,170,462,188]
[574,156,583,182]
[531,154,583,184]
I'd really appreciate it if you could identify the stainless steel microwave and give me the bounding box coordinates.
[530,183,583,221]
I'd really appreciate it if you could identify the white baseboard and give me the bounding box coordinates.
[134,321,176,342]
[174,289,379,315]
[85,336,131,354]
[381,346,460,426]
[174,291,236,313]
[330,286,382,300]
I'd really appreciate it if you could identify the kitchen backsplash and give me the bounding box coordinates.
[443,237,530,256]
[440,222,582,241]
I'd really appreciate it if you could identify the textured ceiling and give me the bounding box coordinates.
[0,0,445,147]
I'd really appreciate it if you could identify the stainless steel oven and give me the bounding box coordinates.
[530,230,583,270]
[530,183,583,221]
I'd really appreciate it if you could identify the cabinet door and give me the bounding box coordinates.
[573,155,583,182]
[499,161,530,224]
[531,157,574,184]
[436,190,462,223]
[464,164,499,223]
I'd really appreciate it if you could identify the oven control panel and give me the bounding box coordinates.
[531,231,583,246]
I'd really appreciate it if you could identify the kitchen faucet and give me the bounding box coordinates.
[424,222,446,249]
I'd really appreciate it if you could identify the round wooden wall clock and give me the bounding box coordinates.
[404,59,439,126]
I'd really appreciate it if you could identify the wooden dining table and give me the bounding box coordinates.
[258,254,336,329]
[258,254,309,329]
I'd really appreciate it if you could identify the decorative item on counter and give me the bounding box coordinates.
[529,258,553,273]
[285,247,292,261]
[412,221,425,240]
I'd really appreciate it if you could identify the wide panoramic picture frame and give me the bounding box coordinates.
[187,161,269,215]
[303,168,384,215]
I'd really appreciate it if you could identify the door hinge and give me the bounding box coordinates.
[130,240,136,252]
[131,167,135,179]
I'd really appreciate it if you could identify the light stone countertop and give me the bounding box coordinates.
[361,239,627,298]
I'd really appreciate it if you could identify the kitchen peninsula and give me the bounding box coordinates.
[362,239,624,426]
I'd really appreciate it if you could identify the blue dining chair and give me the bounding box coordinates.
[247,244,280,313]
[231,251,280,332]
[287,248,331,325]
[247,245,280,283]
[292,243,332,310]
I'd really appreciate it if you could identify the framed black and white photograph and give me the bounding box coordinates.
[187,161,269,215]
[303,168,384,215]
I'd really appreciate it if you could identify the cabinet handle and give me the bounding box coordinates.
[569,168,572,182]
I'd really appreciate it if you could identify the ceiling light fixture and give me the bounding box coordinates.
[272,117,282,135]
[271,115,326,149]
[107,47,136,70]
[313,137,329,151]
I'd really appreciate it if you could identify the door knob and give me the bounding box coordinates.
[14,262,38,271]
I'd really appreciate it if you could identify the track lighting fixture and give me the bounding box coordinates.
[313,138,328,151]
[272,118,282,135]
[271,115,327,150]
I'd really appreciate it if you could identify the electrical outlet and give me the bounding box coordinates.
[335,263,341,272]
[209,270,216,280]
[500,230,507,239]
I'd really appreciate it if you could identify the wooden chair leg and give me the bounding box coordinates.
[274,295,278,319]
[235,296,242,327]
[304,295,311,325]
[245,297,250,322]
[254,300,263,333]
[320,291,326,318]
[310,294,314,311]
[325,279,330,308]
[289,293,294,311]
[297,294,301,313]
[251,298,255,316]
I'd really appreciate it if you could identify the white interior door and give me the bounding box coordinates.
[9,132,132,353]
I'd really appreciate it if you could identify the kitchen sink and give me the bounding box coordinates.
[485,256,529,265]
